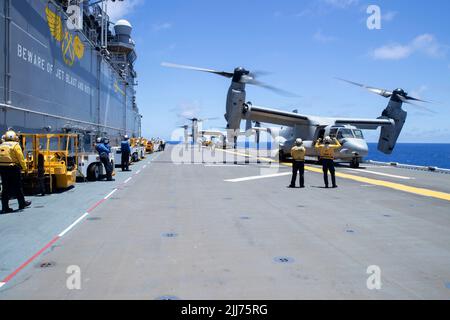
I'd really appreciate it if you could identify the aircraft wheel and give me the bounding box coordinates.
[350,158,360,168]
[279,150,286,162]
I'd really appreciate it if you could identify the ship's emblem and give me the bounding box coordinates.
[46,6,84,66]
[114,81,125,96]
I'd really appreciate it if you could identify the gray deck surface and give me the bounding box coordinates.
[0,145,449,300]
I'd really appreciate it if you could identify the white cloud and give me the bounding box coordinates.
[412,34,446,58]
[295,9,313,17]
[382,11,397,22]
[273,11,283,17]
[313,30,337,43]
[371,34,447,60]
[372,44,412,60]
[409,85,428,100]
[294,0,358,18]
[107,0,143,22]
[152,22,173,32]
[323,0,359,8]
[172,100,202,120]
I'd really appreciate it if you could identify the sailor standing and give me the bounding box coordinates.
[121,135,131,172]
[289,138,306,188]
[0,130,32,213]
[37,146,46,196]
[315,136,341,188]
[96,137,114,181]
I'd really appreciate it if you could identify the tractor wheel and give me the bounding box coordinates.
[87,163,101,181]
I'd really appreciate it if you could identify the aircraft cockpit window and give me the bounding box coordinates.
[353,130,364,139]
[337,129,354,139]
[329,129,338,138]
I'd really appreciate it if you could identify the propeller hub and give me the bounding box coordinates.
[393,88,406,96]
[233,67,250,83]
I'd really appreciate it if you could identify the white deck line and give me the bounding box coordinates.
[58,212,89,237]
[225,172,291,183]
[345,169,414,180]
[104,189,118,200]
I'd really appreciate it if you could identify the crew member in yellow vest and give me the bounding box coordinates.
[0,130,31,214]
[289,138,306,188]
[315,136,341,188]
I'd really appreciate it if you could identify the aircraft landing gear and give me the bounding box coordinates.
[279,150,287,162]
[350,158,360,168]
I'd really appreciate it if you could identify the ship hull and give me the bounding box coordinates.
[0,0,140,150]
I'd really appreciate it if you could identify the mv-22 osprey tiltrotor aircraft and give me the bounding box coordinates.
[163,62,430,168]
[180,116,261,149]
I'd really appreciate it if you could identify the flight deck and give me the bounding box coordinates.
[0,146,449,299]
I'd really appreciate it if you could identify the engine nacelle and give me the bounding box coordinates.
[377,100,407,154]
[225,83,246,130]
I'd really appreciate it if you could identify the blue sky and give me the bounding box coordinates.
[108,0,450,142]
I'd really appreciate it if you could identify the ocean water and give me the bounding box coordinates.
[367,143,450,169]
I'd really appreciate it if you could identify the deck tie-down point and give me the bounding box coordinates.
[274,257,295,264]
[162,233,178,238]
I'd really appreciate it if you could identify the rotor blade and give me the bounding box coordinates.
[335,78,392,98]
[397,95,436,113]
[250,70,272,77]
[187,117,220,123]
[247,79,300,97]
[199,117,220,122]
[161,62,234,78]
[405,95,431,104]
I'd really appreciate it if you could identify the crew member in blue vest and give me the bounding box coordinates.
[121,135,131,172]
[96,137,114,181]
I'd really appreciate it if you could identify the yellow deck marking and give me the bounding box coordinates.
[218,149,450,202]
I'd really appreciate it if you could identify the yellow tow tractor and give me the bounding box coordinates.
[138,138,147,159]
[145,140,154,153]
[129,137,145,162]
[20,133,79,193]
[140,138,149,154]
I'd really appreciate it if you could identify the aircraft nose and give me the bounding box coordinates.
[341,139,369,157]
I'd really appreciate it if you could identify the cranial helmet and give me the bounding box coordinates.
[96,137,102,144]
[5,130,17,142]
[295,138,303,146]
[124,135,129,140]
[324,136,332,144]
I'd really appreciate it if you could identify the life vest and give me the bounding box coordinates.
[291,146,306,161]
[0,141,20,166]
[318,146,336,160]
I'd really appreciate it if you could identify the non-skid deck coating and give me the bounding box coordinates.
[0,145,449,299]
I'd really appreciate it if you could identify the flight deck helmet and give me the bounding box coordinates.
[96,137,102,144]
[324,136,332,144]
[124,135,129,140]
[295,138,303,146]
[4,130,18,142]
